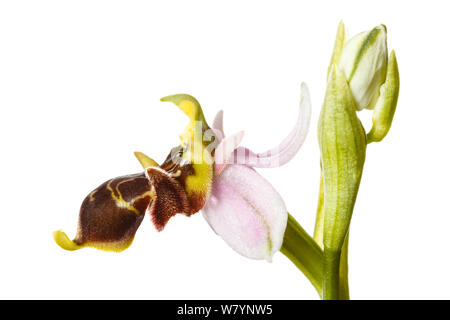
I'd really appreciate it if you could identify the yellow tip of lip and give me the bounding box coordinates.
[134,151,159,169]
[53,230,82,251]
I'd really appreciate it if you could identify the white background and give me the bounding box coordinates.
[0,0,449,300]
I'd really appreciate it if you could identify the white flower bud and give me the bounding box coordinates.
[339,25,388,110]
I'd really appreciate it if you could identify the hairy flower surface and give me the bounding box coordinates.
[54,95,214,251]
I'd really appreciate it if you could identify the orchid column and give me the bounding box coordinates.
[316,22,400,300]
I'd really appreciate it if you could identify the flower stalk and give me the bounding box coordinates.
[281,214,324,297]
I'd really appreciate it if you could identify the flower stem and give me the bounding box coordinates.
[339,234,350,300]
[313,172,325,246]
[280,214,324,297]
[323,249,341,300]
[313,171,350,300]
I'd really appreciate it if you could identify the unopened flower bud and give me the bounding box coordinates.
[338,25,388,110]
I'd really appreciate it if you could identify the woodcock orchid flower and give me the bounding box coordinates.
[53,85,311,262]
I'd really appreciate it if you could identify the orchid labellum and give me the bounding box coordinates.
[53,85,311,262]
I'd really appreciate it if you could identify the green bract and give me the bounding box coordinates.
[318,65,367,253]
[367,51,400,143]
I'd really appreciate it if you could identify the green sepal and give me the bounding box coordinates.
[367,50,400,143]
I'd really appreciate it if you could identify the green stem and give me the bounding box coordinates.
[313,172,325,247]
[339,233,350,300]
[313,170,350,300]
[280,214,324,297]
[323,249,341,300]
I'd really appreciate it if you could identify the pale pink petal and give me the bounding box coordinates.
[214,131,244,175]
[209,128,224,147]
[202,165,288,261]
[232,83,311,168]
[213,110,224,138]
